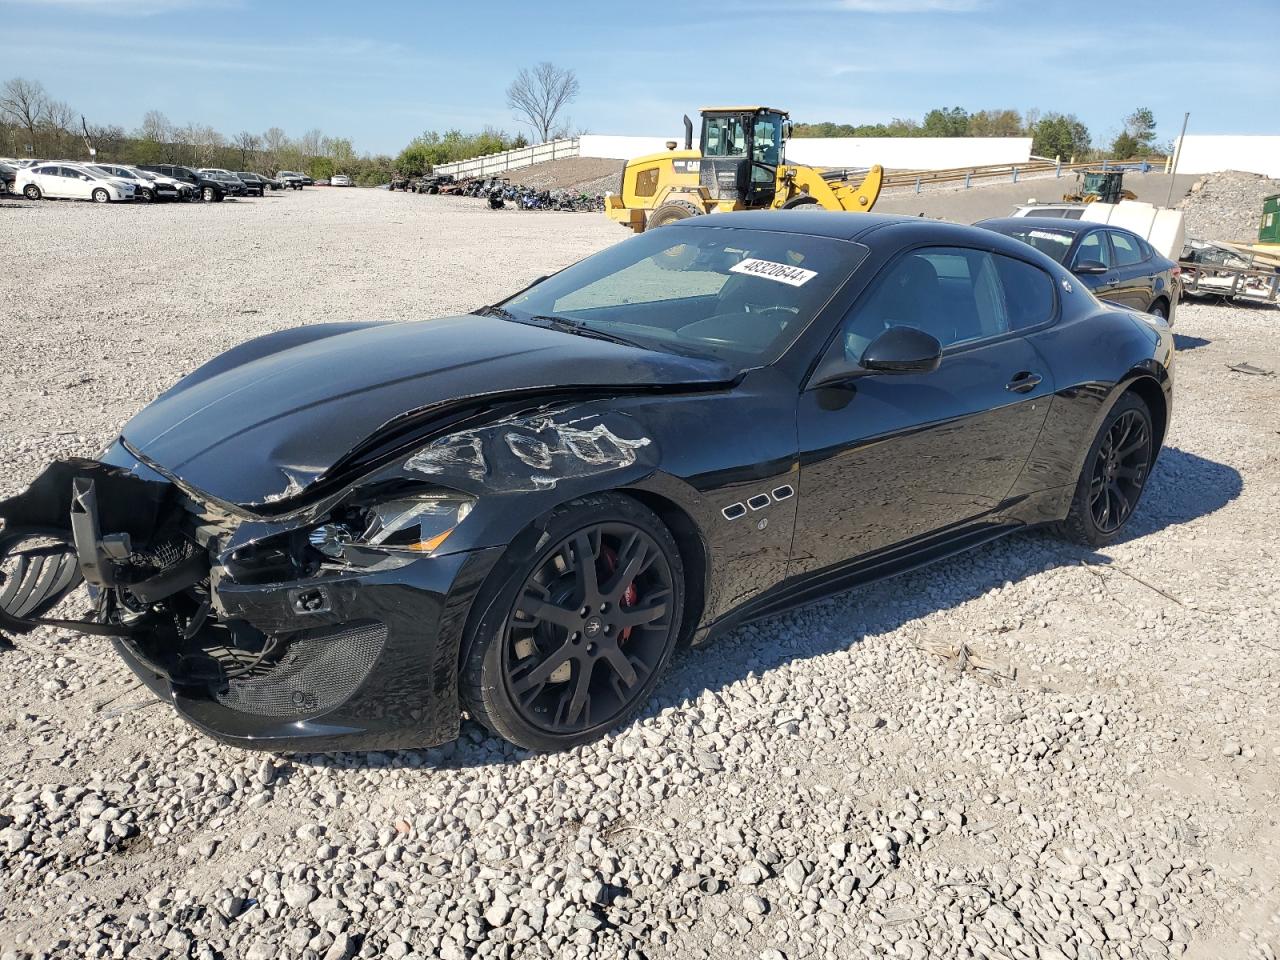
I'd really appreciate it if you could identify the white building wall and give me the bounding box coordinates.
[1173,136,1280,178]
[578,134,1032,170]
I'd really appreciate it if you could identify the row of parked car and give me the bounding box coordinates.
[0,158,321,203]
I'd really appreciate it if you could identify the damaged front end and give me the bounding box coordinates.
[0,445,504,751]
[0,402,663,751]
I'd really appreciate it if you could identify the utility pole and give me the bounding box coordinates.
[1165,112,1190,209]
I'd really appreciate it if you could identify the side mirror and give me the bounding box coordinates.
[812,326,942,389]
[860,326,943,374]
[1073,260,1108,275]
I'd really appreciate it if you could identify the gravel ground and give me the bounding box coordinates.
[1,188,1278,960]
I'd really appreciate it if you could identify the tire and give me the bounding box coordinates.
[1147,299,1168,320]
[92,188,110,204]
[647,198,703,230]
[461,493,685,751]
[140,188,153,202]
[23,184,41,200]
[782,196,821,209]
[1056,391,1155,547]
[201,186,215,202]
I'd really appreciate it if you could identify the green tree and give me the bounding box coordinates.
[1112,106,1157,157]
[1031,112,1091,160]
[967,108,1023,137]
[921,106,969,137]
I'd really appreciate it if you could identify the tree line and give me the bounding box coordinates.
[793,105,1162,162]
[1,76,396,185]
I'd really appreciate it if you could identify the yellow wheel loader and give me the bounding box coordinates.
[605,106,884,232]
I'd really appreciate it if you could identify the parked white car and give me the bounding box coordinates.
[16,162,135,203]
[331,174,353,187]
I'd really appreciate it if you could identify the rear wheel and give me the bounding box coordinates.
[23,184,41,200]
[91,188,109,203]
[462,494,685,751]
[1057,392,1154,546]
[647,198,703,230]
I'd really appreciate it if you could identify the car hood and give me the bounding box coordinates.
[121,315,734,509]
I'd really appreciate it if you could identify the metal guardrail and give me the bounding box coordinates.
[434,138,580,179]
[879,157,1168,193]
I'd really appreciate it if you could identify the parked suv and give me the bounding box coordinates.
[138,164,228,202]
[233,172,271,196]
[16,162,135,203]
[198,168,250,197]
[275,170,305,190]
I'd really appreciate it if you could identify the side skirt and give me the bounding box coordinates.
[694,519,1025,645]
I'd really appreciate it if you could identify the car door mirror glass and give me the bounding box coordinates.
[1073,260,1108,275]
[860,326,943,374]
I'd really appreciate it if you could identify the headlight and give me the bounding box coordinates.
[310,491,475,560]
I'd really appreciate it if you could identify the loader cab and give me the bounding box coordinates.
[699,106,789,207]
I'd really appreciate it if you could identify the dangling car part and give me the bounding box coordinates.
[0,213,1173,753]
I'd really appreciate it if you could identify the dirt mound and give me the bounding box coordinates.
[501,156,623,194]
[1179,169,1280,242]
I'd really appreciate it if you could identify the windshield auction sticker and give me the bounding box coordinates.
[729,258,817,287]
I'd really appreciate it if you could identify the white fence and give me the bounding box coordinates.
[576,134,1031,170]
[433,134,1036,179]
[1172,136,1280,178]
[433,138,580,178]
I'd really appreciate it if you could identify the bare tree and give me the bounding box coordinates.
[505,62,579,144]
[299,128,324,158]
[233,130,260,168]
[0,77,50,157]
[139,109,171,144]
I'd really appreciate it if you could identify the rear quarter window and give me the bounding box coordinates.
[994,255,1056,330]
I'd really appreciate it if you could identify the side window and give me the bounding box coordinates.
[993,255,1055,330]
[837,246,1011,362]
[1074,231,1112,269]
[1110,231,1144,267]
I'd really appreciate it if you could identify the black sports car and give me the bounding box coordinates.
[977,217,1180,324]
[0,213,1174,753]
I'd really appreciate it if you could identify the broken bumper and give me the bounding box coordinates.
[0,447,505,752]
[116,544,503,752]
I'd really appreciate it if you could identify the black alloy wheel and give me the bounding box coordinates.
[462,494,684,750]
[1088,407,1152,534]
[1059,392,1154,546]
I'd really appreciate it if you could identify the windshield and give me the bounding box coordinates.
[500,226,865,367]
[994,225,1075,264]
[93,165,134,180]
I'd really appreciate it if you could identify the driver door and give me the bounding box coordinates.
[791,246,1055,575]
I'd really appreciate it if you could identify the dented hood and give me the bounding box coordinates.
[121,316,733,508]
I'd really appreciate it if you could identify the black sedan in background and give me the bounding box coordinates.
[978,217,1179,323]
[0,214,1173,754]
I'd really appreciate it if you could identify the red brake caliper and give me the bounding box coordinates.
[599,546,638,642]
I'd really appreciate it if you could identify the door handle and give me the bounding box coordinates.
[1005,372,1043,393]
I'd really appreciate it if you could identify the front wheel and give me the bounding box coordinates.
[461,494,685,751]
[1057,392,1155,546]
[201,186,215,202]
[646,198,703,230]
[91,188,110,203]
[139,188,153,202]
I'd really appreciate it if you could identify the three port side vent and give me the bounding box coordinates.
[722,484,794,521]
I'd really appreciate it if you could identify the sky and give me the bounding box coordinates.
[0,0,1274,156]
